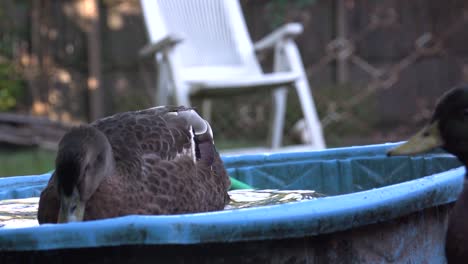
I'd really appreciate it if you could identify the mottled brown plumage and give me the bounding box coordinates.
[38,106,230,223]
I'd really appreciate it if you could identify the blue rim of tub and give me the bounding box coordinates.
[0,142,464,251]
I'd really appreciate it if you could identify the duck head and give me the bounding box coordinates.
[55,125,115,223]
[388,85,468,163]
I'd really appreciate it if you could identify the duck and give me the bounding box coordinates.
[37,106,231,224]
[387,84,468,263]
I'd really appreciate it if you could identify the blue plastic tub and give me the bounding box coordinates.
[0,142,464,263]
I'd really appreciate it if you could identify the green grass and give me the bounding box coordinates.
[215,138,266,150]
[0,147,55,177]
[0,140,260,177]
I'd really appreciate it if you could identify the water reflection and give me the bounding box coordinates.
[0,190,325,228]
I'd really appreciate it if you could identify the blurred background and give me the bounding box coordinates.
[0,0,467,176]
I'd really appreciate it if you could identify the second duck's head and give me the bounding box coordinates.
[388,84,468,162]
[55,125,115,223]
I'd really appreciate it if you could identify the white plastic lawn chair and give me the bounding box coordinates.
[139,0,326,152]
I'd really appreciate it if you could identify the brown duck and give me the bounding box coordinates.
[388,85,468,263]
[38,106,230,224]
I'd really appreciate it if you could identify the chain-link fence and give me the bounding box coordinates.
[314,0,468,147]
[211,0,468,149]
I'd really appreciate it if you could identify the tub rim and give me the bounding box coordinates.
[0,142,463,251]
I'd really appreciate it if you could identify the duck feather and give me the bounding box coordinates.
[38,106,230,223]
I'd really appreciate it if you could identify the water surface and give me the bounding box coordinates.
[0,189,325,228]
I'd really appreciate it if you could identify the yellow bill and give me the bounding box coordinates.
[387,121,444,156]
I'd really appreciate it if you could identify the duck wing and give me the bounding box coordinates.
[38,106,229,223]
[91,106,230,212]
[91,106,190,174]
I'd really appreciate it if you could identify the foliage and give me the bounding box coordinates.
[0,63,24,111]
[0,1,27,111]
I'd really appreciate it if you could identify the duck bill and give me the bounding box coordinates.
[387,121,444,156]
[58,188,85,223]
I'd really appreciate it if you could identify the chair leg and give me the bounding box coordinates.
[175,89,190,108]
[201,99,212,123]
[156,61,169,106]
[282,40,326,149]
[270,88,288,149]
[171,70,190,107]
[294,77,326,149]
[268,41,292,149]
[164,52,191,108]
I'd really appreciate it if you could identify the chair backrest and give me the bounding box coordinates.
[140,0,262,79]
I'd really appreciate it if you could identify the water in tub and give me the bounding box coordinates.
[0,190,325,228]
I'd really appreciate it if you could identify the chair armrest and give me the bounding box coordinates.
[254,23,303,52]
[139,34,183,58]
